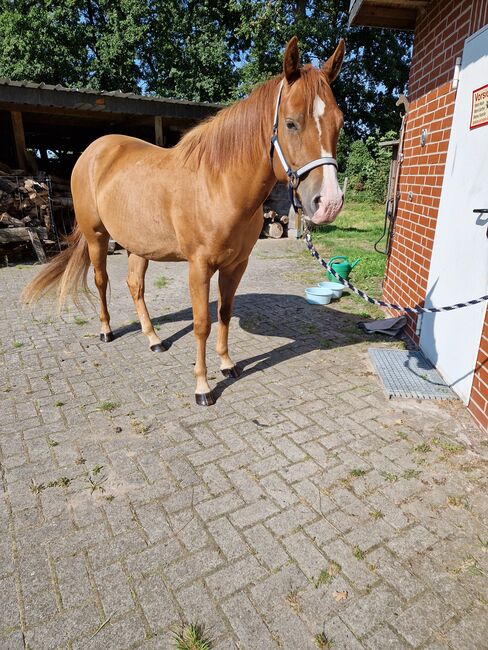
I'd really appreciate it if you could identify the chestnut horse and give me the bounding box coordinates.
[22,37,345,405]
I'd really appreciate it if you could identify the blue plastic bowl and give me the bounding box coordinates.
[317,281,344,299]
[305,286,333,305]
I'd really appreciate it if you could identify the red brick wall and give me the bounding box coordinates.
[383,0,488,430]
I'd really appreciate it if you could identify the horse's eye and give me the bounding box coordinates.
[286,120,297,131]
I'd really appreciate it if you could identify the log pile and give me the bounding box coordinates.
[0,175,52,232]
[261,209,289,239]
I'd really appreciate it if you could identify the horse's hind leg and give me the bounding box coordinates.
[127,253,166,352]
[216,259,248,378]
[86,232,113,342]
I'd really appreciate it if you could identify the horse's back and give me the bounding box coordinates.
[71,135,185,260]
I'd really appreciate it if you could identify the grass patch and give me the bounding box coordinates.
[349,468,366,478]
[74,316,88,325]
[286,588,302,613]
[413,443,431,454]
[447,495,470,510]
[54,401,64,407]
[403,468,421,480]
[369,509,384,520]
[30,479,46,494]
[97,400,119,412]
[352,546,365,560]
[172,623,212,650]
[308,201,387,319]
[85,473,107,494]
[47,476,71,488]
[314,561,341,588]
[314,632,334,649]
[154,275,170,289]
[12,340,23,348]
[380,471,398,483]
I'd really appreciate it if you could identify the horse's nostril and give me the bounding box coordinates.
[313,195,321,210]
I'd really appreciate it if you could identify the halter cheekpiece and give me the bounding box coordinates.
[269,79,338,212]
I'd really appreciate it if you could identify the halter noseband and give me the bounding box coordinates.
[269,79,338,212]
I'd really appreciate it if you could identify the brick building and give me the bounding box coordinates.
[350,0,488,431]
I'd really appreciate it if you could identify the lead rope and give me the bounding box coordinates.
[301,215,488,314]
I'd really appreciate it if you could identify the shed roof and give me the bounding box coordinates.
[0,78,221,121]
[349,0,432,30]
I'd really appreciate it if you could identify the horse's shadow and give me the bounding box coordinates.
[113,292,385,401]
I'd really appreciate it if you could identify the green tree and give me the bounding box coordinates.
[0,0,89,86]
[140,0,241,102]
[0,0,412,134]
[235,0,412,137]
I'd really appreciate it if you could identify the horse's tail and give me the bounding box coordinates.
[21,225,91,310]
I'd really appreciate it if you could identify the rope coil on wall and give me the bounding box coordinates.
[304,232,488,315]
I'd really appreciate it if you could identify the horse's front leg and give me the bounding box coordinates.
[217,259,248,378]
[189,259,215,406]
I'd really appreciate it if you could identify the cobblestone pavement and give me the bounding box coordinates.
[1,238,487,650]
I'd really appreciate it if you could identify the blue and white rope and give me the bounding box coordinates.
[304,232,488,314]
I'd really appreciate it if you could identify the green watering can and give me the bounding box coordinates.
[327,255,360,282]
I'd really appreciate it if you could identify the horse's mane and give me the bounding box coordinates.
[175,64,326,174]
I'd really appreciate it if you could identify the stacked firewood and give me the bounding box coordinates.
[0,174,52,232]
[261,209,289,238]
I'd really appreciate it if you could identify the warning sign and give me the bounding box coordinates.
[470,84,488,129]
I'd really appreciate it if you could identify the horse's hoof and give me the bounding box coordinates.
[195,392,215,407]
[150,342,167,352]
[100,332,114,343]
[221,366,240,379]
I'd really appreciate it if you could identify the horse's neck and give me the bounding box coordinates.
[186,84,279,215]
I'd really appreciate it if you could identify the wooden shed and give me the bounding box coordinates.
[0,79,220,175]
[350,0,488,431]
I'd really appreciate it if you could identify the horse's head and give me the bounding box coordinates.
[272,37,345,225]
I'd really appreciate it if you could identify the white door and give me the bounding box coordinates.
[420,25,488,403]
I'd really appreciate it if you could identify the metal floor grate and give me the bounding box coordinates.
[368,348,458,400]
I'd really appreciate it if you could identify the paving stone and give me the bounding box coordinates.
[0,575,20,632]
[0,629,25,650]
[206,555,265,599]
[207,516,248,561]
[367,547,423,600]
[340,585,402,638]
[176,581,228,639]
[1,240,486,649]
[387,524,437,560]
[251,563,308,614]
[94,562,135,615]
[320,615,365,650]
[24,603,100,649]
[282,531,328,582]
[221,592,276,649]
[72,613,146,650]
[243,524,289,570]
[260,472,298,508]
[163,549,224,590]
[266,503,317,536]
[135,573,179,632]
[393,592,455,646]
[266,605,317,650]
[445,606,488,650]
[229,498,279,528]
[365,625,408,649]
[195,492,244,521]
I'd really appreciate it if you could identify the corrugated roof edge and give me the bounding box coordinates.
[0,78,223,110]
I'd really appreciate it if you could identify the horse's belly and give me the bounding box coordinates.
[101,205,185,261]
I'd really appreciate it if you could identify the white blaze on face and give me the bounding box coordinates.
[311,95,343,224]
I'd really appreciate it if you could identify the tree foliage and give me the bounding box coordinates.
[0,0,412,137]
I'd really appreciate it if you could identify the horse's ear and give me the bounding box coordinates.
[322,39,345,84]
[283,36,300,83]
